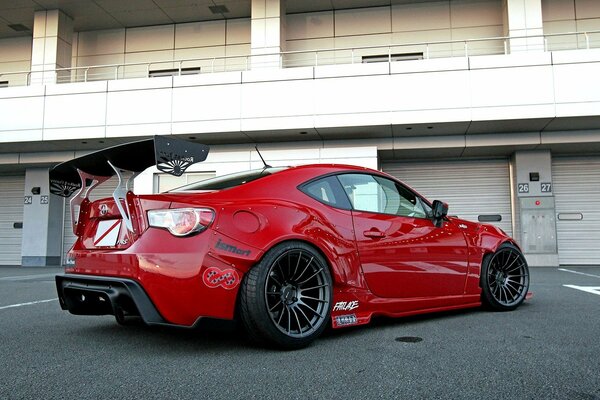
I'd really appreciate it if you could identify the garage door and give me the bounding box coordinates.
[553,157,600,265]
[62,177,118,264]
[0,175,25,265]
[382,159,512,236]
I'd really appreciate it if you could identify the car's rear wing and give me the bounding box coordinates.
[50,135,209,234]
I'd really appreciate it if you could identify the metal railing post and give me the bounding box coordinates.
[84,68,89,82]
[178,61,182,76]
[464,41,468,57]
[426,43,430,59]
[504,39,508,55]
[351,48,354,64]
[544,37,548,52]
[315,52,318,67]
[146,63,150,78]
[388,46,392,63]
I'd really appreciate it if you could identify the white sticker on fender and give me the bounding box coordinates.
[94,220,122,247]
[333,300,359,312]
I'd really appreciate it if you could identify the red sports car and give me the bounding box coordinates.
[52,136,530,349]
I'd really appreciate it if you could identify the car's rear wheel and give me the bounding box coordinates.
[239,241,332,349]
[481,243,530,311]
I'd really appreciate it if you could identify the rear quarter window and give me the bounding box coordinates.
[299,176,352,209]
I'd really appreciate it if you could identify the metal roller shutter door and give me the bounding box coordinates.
[382,159,512,236]
[0,175,25,265]
[552,157,600,265]
[62,177,119,264]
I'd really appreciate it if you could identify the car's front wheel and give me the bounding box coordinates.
[239,241,332,349]
[481,243,530,311]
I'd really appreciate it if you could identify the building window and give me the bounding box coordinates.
[0,81,8,88]
[362,53,424,63]
[153,171,216,193]
[149,67,201,78]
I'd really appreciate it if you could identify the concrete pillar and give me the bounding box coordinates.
[21,168,64,266]
[503,0,544,52]
[30,9,73,85]
[510,150,558,267]
[250,0,286,69]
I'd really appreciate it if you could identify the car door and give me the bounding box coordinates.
[337,173,469,299]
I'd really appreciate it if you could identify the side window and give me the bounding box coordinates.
[300,176,351,209]
[337,174,431,218]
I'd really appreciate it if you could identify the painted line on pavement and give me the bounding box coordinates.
[563,285,600,297]
[0,273,57,282]
[558,268,600,279]
[0,298,58,311]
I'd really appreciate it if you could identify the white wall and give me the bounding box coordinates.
[543,0,600,50]
[2,49,600,148]
[286,1,505,66]
[0,37,33,86]
[72,18,251,81]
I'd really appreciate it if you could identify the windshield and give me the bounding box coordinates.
[171,167,288,191]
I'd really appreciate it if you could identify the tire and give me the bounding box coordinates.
[481,243,530,311]
[239,241,333,349]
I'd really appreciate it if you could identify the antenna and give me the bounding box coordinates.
[255,145,272,169]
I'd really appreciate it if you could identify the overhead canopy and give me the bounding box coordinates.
[49,135,209,197]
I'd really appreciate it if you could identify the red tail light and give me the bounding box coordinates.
[147,208,215,237]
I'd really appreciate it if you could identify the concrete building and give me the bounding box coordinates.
[0,0,599,267]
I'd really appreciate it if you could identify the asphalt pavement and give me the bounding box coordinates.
[0,266,598,400]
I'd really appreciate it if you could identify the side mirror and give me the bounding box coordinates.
[432,200,448,228]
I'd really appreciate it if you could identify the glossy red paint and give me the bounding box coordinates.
[65,164,515,329]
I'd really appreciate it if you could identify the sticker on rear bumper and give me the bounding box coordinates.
[202,267,239,290]
[93,220,122,247]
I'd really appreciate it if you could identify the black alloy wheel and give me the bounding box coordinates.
[239,241,332,349]
[481,243,530,311]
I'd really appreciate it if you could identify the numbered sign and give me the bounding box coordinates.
[24,196,32,205]
[541,183,552,193]
[517,183,529,194]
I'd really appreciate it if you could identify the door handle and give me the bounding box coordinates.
[363,228,386,238]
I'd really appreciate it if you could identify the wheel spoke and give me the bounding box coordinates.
[269,299,282,312]
[277,306,286,326]
[505,281,522,295]
[298,301,322,318]
[506,262,525,274]
[290,307,303,336]
[502,252,519,272]
[300,284,327,292]
[300,295,327,303]
[291,251,303,281]
[506,279,526,288]
[296,305,314,332]
[268,274,283,287]
[293,256,314,283]
[297,267,323,285]
[500,285,508,304]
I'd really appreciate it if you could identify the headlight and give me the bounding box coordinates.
[147,208,214,237]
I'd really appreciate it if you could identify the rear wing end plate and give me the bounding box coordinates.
[50,135,209,234]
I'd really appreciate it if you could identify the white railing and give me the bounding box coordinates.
[1,30,599,87]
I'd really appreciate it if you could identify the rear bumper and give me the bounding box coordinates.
[56,274,171,326]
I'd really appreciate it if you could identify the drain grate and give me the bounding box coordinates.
[396,336,423,343]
